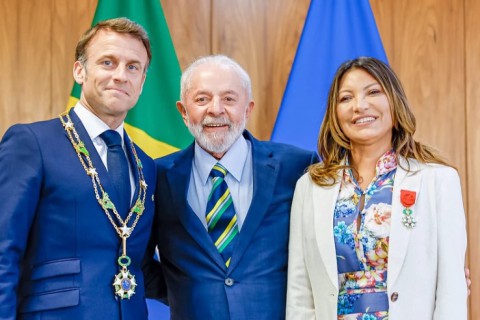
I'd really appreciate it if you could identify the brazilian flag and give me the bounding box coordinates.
[67,0,192,158]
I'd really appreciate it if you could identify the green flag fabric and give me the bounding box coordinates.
[67,0,192,158]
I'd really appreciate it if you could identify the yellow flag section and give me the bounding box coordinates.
[67,0,192,159]
[124,123,179,157]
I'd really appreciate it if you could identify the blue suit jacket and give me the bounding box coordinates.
[145,131,318,320]
[0,110,156,319]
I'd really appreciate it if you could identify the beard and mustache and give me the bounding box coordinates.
[185,114,246,155]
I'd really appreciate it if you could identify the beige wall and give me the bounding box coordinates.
[0,0,477,317]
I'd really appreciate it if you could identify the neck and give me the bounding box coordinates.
[208,150,226,160]
[349,143,391,189]
[79,98,126,130]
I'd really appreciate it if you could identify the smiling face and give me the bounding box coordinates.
[73,29,148,129]
[177,62,254,159]
[336,68,393,151]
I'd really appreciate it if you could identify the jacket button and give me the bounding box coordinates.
[390,292,399,302]
[225,278,234,286]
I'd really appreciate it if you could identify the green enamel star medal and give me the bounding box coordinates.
[59,112,147,300]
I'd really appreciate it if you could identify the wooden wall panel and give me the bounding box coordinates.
[14,0,47,122]
[0,0,96,135]
[0,0,18,133]
[51,0,97,116]
[0,0,52,131]
[466,0,480,317]
[370,1,394,61]
[160,0,212,70]
[212,0,310,140]
[373,0,466,171]
[392,1,465,172]
[0,0,477,317]
[18,0,53,122]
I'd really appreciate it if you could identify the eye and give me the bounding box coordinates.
[224,96,236,102]
[368,88,382,95]
[194,96,209,104]
[128,64,140,71]
[338,95,352,103]
[102,60,113,67]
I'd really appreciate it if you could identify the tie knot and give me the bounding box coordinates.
[210,163,227,179]
[100,130,122,148]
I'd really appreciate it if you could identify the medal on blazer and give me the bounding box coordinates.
[113,236,138,299]
[59,112,147,299]
[400,189,417,229]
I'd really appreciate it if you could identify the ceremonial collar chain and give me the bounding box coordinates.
[59,112,147,300]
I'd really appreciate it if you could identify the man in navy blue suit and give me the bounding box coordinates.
[144,55,318,319]
[0,18,156,319]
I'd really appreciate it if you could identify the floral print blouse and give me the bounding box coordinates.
[333,150,397,320]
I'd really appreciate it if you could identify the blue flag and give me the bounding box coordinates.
[271,0,388,151]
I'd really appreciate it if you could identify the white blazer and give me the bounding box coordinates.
[286,158,467,320]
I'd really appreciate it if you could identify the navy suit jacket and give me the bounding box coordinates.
[145,131,318,320]
[0,110,156,319]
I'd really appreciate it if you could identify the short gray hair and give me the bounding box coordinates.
[180,55,252,102]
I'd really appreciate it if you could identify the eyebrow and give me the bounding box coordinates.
[223,90,239,95]
[363,82,381,90]
[193,90,240,96]
[96,54,143,66]
[193,90,212,96]
[339,82,380,94]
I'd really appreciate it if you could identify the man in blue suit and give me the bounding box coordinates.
[144,55,318,319]
[0,18,156,319]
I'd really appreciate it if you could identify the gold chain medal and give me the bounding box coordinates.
[113,233,137,299]
[59,112,147,300]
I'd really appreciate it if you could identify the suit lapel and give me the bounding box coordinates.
[167,145,227,270]
[313,179,341,289]
[67,109,119,209]
[388,157,421,287]
[227,136,278,273]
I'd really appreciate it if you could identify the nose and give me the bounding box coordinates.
[207,96,225,115]
[353,96,369,112]
[112,65,128,82]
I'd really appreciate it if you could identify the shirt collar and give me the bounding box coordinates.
[73,102,125,142]
[375,149,397,176]
[194,135,248,185]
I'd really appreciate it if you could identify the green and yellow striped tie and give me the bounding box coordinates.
[205,163,239,267]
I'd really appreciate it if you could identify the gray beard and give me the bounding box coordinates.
[186,115,246,155]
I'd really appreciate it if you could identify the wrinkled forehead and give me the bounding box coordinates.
[188,64,247,95]
[85,30,148,60]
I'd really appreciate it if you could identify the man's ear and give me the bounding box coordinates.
[139,72,147,93]
[176,101,188,126]
[73,61,86,85]
[245,100,255,120]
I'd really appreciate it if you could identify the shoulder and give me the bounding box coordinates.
[296,171,313,187]
[400,157,460,184]
[2,118,61,144]
[154,145,192,171]
[5,117,60,133]
[247,133,318,163]
[269,141,316,158]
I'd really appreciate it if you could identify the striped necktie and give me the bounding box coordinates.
[206,163,239,267]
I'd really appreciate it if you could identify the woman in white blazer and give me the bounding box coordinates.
[286,57,467,320]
